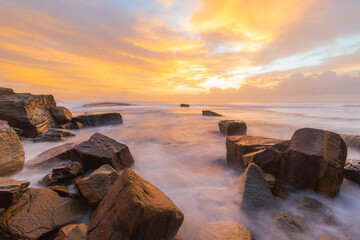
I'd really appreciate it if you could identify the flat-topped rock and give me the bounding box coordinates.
[50,106,72,124]
[0,87,15,96]
[0,121,25,176]
[197,221,254,240]
[55,224,88,240]
[180,104,190,107]
[202,110,222,117]
[87,169,184,240]
[72,113,123,127]
[218,120,247,136]
[344,159,360,184]
[41,162,83,186]
[0,177,30,209]
[33,128,75,142]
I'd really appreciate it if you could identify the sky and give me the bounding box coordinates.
[0,0,359,103]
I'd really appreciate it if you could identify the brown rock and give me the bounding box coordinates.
[33,128,75,142]
[317,236,333,240]
[0,87,15,96]
[48,185,72,198]
[344,159,360,184]
[75,164,119,208]
[286,128,347,197]
[226,135,285,169]
[0,177,29,208]
[72,113,123,127]
[0,121,25,176]
[202,110,222,117]
[264,174,288,199]
[219,120,247,136]
[340,134,360,150]
[297,197,335,224]
[87,169,184,240]
[72,133,134,170]
[272,212,308,233]
[55,224,88,240]
[41,162,83,186]
[0,188,87,240]
[197,221,254,240]
[50,106,72,124]
[63,120,84,130]
[180,104,190,107]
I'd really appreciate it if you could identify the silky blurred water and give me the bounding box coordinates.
[10,102,360,239]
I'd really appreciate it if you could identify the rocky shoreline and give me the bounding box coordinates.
[0,88,359,239]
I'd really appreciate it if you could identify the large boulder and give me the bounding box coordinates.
[72,133,134,170]
[0,89,58,137]
[219,120,247,136]
[285,128,347,197]
[55,224,88,240]
[87,169,184,240]
[0,177,29,209]
[33,128,75,142]
[202,110,222,117]
[230,163,277,213]
[72,113,123,127]
[344,159,360,184]
[41,162,83,186]
[75,164,119,208]
[197,221,254,240]
[0,188,87,240]
[0,121,25,176]
[50,106,72,124]
[226,135,285,169]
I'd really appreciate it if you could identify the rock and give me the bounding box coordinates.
[174,234,183,240]
[317,236,333,240]
[202,110,222,117]
[26,141,83,168]
[230,163,277,213]
[226,135,285,169]
[180,104,190,107]
[50,106,72,124]
[297,197,335,224]
[48,185,73,198]
[63,120,84,130]
[272,212,308,233]
[72,113,123,127]
[41,162,83,186]
[340,134,360,150]
[72,133,134,170]
[0,177,30,208]
[82,102,131,107]
[75,164,119,208]
[0,188,87,240]
[0,121,25,176]
[264,174,288,199]
[344,159,360,184]
[286,128,347,198]
[0,89,58,137]
[55,224,88,240]
[87,169,184,240]
[197,221,254,240]
[12,127,23,136]
[0,87,15,96]
[33,128,75,142]
[218,120,247,136]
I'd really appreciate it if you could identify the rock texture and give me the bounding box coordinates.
[286,128,347,197]
[264,174,288,199]
[42,162,83,186]
[0,121,25,176]
[48,185,72,198]
[341,134,360,150]
[344,159,360,184]
[230,163,277,213]
[55,224,88,240]
[219,120,247,136]
[72,113,123,127]
[72,133,134,170]
[0,188,87,240]
[202,110,222,117]
[87,169,184,240]
[33,128,75,142]
[297,197,335,224]
[50,106,72,124]
[0,89,58,137]
[197,221,254,240]
[0,177,29,208]
[273,212,308,233]
[75,164,119,208]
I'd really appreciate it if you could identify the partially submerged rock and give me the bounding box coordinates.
[197,221,254,240]
[72,113,123,127]
[219,120,247,136]
[272,212,308,233]
[264,174,288,199]
[340,134,360,150]
[180,104,190,107]
[0,177,29,209]
[50,106,72,124]
[344,159,360,184]
[0,121,25,176]
[75,164,119,208]
[41,162,83,186]
[55,224,88,240]
[33,128,75,142]
[0,188,87,240]
[297,197,335,224]
[202,110,222,117]
[87,169,184,240]
[72,133,134,170]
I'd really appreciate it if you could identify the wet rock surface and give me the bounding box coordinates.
[72,113,123,127]
[180,103,190,107]
[50,106,72,124]
[218,120,247,136]
[197,221,254,240]
[55,224,88,240]
[33,128,75,142]
[0,177,29,208]
[202,110,222,116]
[272,211,308,233]
[297,197,336,224]
[41,162,83,186]
[344,159,360,184]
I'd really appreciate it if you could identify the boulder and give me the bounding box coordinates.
[0,89,58,137]
[0,121,25,176]
[272,212,308,233]
[0,87,15,96]
[226,135,285,169]
[297,197,335,224]
[72,133,134,170]
[75,164,119,208]
[264,174,288,199]
[62,120,84,130]
[230,163,277,213]
[202,110,222,117]
[344,159,360,184]
[72,113,123,127]
[48,185,73,198]
[286,128,347,197]
[50,106,72,124]
[55,224,88,240]
[0,177,29,208]
[41,162,83,186]
[33,128,75,142]
[340,134,360,150]
[180,104,190,107]
[197,221,254,240]
[87,169,184,240]
[219,120,247,136]
[0,188,87,240]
